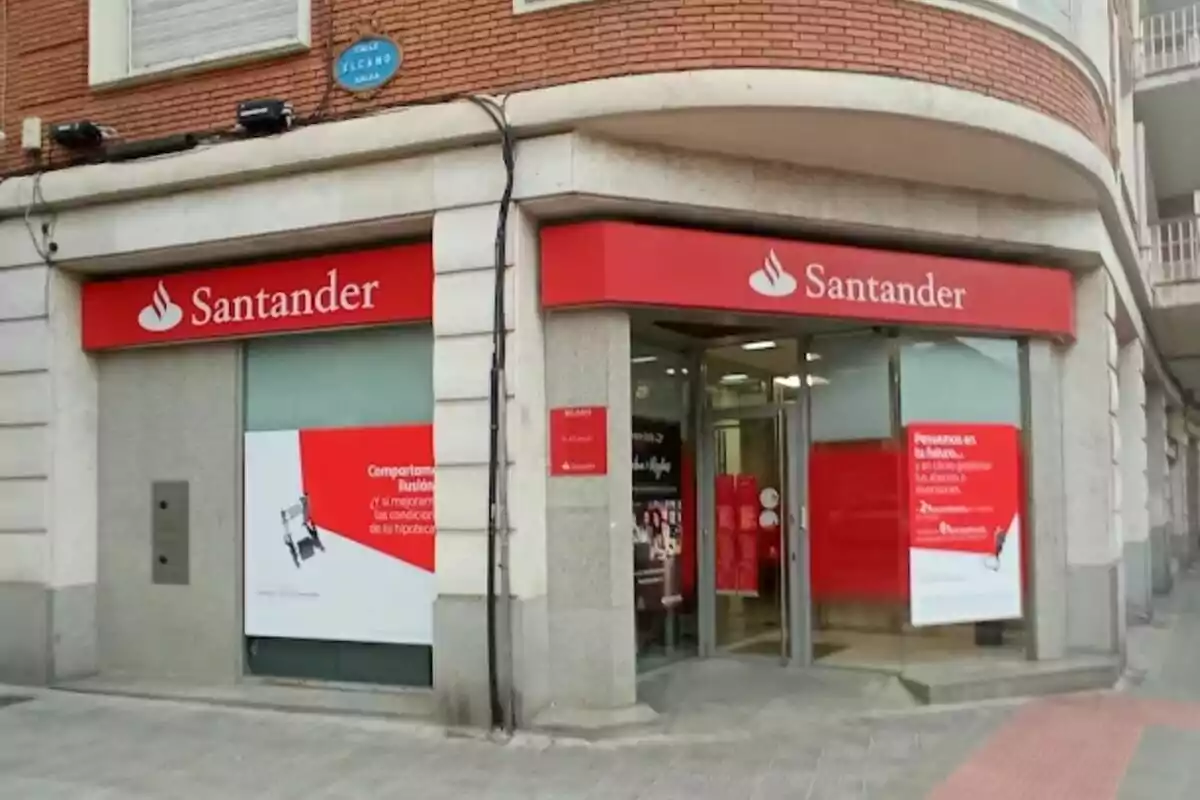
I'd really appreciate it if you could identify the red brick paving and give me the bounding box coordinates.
[929,693,1200,799]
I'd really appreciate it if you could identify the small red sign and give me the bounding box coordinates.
[549,406,608,476]
[541,222,1074,338]
[81,242,433,350]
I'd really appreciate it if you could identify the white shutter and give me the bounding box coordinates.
[130,0,302,71]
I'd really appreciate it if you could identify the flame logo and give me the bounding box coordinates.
[136,281,184,333]
[748,249,798,297]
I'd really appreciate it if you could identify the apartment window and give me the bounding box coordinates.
[89,0,311,87]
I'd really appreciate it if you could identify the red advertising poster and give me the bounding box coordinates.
[541,222,1074,338]
[549,406,608,476]
[809,439,907,603]
[907,423,1023,627]
[82,242,433,350]
[243,424,435,646]
[715,474,761,596]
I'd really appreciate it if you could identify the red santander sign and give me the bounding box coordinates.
[541,222,1074,338]
[82,243,433,351]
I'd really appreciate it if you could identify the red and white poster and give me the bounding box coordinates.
[243,424,435,645]
[715,474,761,596]
[907,423,1022,627]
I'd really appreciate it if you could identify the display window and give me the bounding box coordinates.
[242,326,435,687]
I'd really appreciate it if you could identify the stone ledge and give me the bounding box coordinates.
[900,655,1121,705]
[529,703,660,741]
[55,675,439,723]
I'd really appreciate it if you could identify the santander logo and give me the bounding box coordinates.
[748,250,798,297]
[133,269,382,335]
[137,282,184,333]
[748,248,970,312]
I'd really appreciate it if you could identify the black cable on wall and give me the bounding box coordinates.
[466,94,516,734]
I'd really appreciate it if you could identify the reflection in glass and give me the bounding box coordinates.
[630,342,697,672]
[712,415,786,656]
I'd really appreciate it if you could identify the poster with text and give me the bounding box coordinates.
[243,424,435,645]
[632,417,684,611]
[907,423,1022,627]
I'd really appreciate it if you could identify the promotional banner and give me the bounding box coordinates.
[907,423,1022,627]
[715,474,761,596]
[632,417,684,611]
[243,424,435,645]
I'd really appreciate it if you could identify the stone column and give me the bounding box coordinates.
[1188,434,1200,567]
[1118,341,1151,622]
[537,310,652,729]
[1146,384,1171,594]
[1023,340,1067,660]
[0,266,98,685]
[1061,270,1122,655]
[429,203,549,727]
[1169,411,1189,577]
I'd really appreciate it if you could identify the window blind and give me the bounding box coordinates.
[130,0,301,71]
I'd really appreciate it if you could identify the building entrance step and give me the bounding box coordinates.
[899,655,1121,705]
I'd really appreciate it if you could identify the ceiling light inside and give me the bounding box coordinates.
[742,340,777,351]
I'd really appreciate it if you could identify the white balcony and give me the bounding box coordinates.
[1149,217,1200,284]
[1139,4,1200,78]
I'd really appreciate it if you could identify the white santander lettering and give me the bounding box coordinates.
[188,269,383,328]
[804,263,965,311]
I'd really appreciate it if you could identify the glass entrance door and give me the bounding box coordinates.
[707,409,790,658]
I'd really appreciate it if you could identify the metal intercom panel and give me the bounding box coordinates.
[151,481,190,585]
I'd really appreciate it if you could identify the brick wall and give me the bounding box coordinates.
[1,0,1108,173]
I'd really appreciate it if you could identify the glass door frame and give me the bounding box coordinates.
[694,338,813,666]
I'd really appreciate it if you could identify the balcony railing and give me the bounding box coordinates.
[1149,218,1200,283]
[1139,4,1200,77]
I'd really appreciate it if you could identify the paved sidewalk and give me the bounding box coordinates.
[0,686,1011,799]
[929,565,1200,800]
[6,569,1200,798]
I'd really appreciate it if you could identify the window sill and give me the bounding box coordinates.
[512,0,596,14]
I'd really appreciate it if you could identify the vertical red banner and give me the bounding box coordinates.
[715,474,761,596]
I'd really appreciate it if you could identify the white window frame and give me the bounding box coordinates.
[89,0,312,88]
[513,0,596,14]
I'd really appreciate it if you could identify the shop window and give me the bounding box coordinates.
[807,332,1026,669]
[242,325,434,687]
[245,326,434,430]
[900,336,1020,426]
[630,343,698,671]
[809,333,892,442]
[897,333,1025,659]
